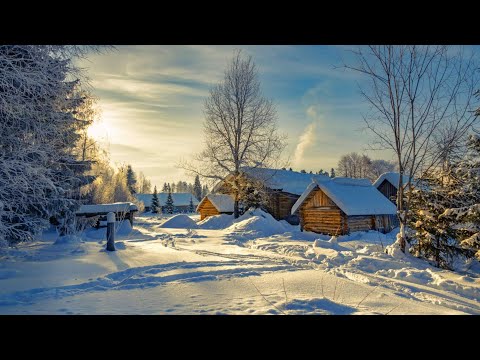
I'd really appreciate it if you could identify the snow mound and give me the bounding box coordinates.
[54,235,83,245]
[160,215,199,229]
[197,214,234,229]
[116,220,133,235]
[226,208,287,240]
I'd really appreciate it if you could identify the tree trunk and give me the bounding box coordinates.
[234,200,239,218]
[397,170,407,253]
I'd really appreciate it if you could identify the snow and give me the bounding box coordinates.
[136,193,199,208]
[372,172,412,189]
[160,215,199,229]
[77,202,138,215]
[213,167,331,195]
[291,177,397,216]
[197,194,235,213]
[0,213,479,315]
[197,214,234,229]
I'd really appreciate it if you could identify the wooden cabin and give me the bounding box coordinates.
[76,202,139,228]
[292,178,397,235]
[213,168,330,224]
[372,172,412,204]
[196,194,234,220]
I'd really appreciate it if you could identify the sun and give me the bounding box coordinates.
[87,119,109,141]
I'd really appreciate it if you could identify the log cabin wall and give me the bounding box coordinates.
[377,180,397,204]
[299,187,346,235]
[198,198,220,220]
[266,191,300,221]
[346,216,374,233]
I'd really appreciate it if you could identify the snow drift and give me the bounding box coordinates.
[160,215,199,229]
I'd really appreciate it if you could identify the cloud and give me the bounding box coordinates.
[293,120,317,168]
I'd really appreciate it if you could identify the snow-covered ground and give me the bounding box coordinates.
[1,210,479,315]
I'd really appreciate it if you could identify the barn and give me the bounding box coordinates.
[291,178,397,235]
[196,194,235,220]
[213,168,330,224]
[372,172,413,204]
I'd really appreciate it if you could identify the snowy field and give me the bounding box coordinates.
[1,210,479,315]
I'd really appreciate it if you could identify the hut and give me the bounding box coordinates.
[75,202,139,228]
[196,194,235,220]
[291,178,397,235]
[372,172,413,204]
[213,167,330,224]
[135,193,199,213]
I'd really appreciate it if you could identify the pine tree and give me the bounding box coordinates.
[289,168,293,171]
[300,169,306,174]
[151,186,160,213]
[189,197,195,213]
[330,168,336,178]
[165,191,175,214]
[409,137,480,269]
[126,165,137,196]
[193,175,202,201]
[162,183,168,192]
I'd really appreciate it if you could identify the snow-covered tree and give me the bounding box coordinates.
[330,168,335,178]
[0,45,104,244]
[165,191,175,214]
[345,45,479,253]
[180,50,286,218]
[193,175,202,201]
[151,186,160,213]
[410,135,480,267]
[188,197,195,213]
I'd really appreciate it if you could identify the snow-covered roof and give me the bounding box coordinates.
[291,177,397,216]
[197,194,235,213]
[135,193,199,207]
[213,167,331,196]
[372,172,412,190]
[76,202,138,215]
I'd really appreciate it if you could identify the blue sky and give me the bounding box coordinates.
[82,45,392,188]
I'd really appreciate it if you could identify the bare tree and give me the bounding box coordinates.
[344,45,479,252]
[180,50,286,218]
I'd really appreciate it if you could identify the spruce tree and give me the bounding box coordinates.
[162,183,168,192]
[193,175,202,201]
[189,197,195,213]
[126,165,137,195]
[165,191,175,214]
[151,186,160,213]
[330,168,336,178]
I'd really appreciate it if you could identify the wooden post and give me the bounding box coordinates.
[106,212,116,251]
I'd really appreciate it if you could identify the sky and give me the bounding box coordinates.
[81,45,392,189]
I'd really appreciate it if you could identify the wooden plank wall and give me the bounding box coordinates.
[267,192,300,220]
[347,216,374,233]
[198,198,220,220]
[302,208,344,235]
[377,180,397,204]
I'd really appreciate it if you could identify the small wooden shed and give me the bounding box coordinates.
[372,172,413,204]
[292,178,397,235]
[196,194,234,220]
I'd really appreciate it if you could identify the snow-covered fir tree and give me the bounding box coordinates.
[0,45,101,244]
[193,175,202,201]
[151,186,160,213]
[188,197,195,213]
[410,136,480,268]
[162,183,168,192]
[165,191,175,214]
